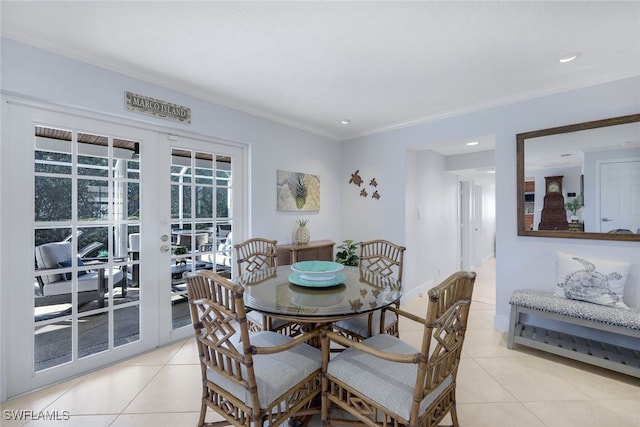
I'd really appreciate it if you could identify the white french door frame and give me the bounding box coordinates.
[0,97,248,400]
[156,133,248,343]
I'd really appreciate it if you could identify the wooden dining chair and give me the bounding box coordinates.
[332,239,406,341]
[321,271,476,427]
[234,237,302,336]
[184,270,322,427]
[234,237,279,274]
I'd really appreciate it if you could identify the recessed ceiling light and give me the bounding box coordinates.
[340,119,351,125]
[466,141,479,146]
[559,52,580,63]
[487,170,496,174]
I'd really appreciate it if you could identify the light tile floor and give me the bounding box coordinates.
[3,258,640,426]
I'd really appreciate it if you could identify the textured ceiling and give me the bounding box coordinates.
[2,1,639,147]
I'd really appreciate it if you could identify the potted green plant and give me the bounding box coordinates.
[335,239,359,266]
[173,245,188,265]
[565,194,583,222]
[173,246,188,256]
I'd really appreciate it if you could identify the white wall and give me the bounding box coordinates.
[342,76,640,331]
[2,36,639,343]
[0,38,343,247]
[404,149,460,300]
[475,181,496,267]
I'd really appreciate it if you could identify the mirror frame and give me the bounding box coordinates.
[517,113,640,241]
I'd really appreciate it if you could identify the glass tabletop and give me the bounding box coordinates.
[237,265,402,322]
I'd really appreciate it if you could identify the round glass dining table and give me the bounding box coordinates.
[237,265,402,324]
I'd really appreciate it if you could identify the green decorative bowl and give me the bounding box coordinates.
[290,260,344,281]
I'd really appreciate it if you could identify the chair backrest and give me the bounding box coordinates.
[128,233,140,252]
[234,238,278,274]
[358,239,406,283]
[35,242,72,284]
[415,271,475,416]
[217,232,233,254]
[184,270,261,410]
[176,232,210,251]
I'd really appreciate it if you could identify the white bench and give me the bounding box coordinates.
[507,289,640,378]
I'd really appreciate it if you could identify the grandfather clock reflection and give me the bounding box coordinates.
[538,175,569,231]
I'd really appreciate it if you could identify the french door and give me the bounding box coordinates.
[157,134,244,339]
[2,103,246,399]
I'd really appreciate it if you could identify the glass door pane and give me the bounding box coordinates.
[33,126,141,371]
[169,149,234,330]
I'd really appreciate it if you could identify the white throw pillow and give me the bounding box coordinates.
[554,252,631,308]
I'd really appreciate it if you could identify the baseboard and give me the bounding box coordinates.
[493,314,509,332]
[402,279,434,304]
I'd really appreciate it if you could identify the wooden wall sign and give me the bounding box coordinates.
[125,91,191,123]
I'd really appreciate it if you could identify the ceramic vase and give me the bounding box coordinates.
[294,225,310,244]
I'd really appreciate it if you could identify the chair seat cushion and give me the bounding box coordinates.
[206,331,321,408]
[246,310,290,330]
[327,333,452,420]
[200,253,233,268]
[333,310,397,338]
[35,242,73,284]
[58,258,88,279]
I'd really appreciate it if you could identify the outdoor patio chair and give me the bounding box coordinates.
[34,241,126,308]
[176,232,210,252]
[332,239,406,341]
[235,237,303,336]
[200,232,233,276]
[184,270,321,427]
[321,271,476,426]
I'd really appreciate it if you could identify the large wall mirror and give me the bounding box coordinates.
[517,114,640,241]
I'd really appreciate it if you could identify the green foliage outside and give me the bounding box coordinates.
[34,151,120,248]
[35,149,231,250]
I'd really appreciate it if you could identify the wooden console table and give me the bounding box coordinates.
[276,239,335,265]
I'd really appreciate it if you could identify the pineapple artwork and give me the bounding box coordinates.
[277,170,320,211]
[294,174,307,209]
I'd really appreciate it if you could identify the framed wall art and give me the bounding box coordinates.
[277,170,320,211]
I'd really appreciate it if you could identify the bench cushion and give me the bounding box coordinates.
[510,289,640,330]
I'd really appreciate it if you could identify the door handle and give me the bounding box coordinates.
[160,245,170,253]
[601,218,613,222]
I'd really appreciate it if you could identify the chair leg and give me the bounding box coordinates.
[121,265,128,297]
[98,268,106,308]
[321,392,329,426]
[450,405,460,427]
[321,376,332,426]
[197,386,207,427]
